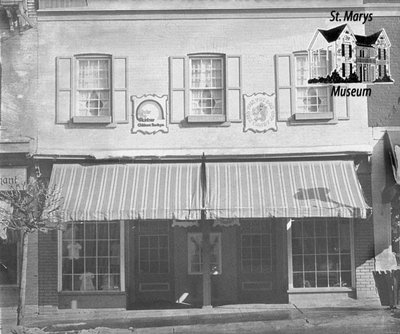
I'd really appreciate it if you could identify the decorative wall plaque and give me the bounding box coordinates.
[131,95,168,134]
[243,93,276,133]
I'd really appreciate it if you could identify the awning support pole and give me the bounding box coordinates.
[201,153,212,308]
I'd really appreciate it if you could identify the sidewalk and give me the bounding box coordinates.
[0,299,392,334]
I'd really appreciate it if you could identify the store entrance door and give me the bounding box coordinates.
[238,219,287,303]
[128,221,175,309]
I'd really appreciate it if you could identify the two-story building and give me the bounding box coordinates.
[3,0,400,316]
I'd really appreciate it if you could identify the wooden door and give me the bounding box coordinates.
[238,219,287,303]
[129,221,174,309]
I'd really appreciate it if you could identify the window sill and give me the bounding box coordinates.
[294,112,334,121]
[288,287,353,294]
[72,116,112,124]
[187,115,226,123]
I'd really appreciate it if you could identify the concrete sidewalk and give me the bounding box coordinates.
[0,299,393,334]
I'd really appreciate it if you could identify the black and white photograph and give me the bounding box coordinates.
[0,0,400,333]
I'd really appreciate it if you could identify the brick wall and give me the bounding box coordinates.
[354,220,378,299]
[38,229,58,307]
[25,231,38,306]
[367,16,400,126]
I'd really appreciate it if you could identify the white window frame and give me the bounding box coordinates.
[188,232,222,275]
[73,54,112,124]
[287,218,355,291]
[294,52,332,120]
[57,220,125,292]
[187,54,226,123]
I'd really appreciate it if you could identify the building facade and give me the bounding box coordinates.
[2,0,399,315]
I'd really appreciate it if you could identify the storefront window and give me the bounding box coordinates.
[188,233,221,274]
[61,221,121,291]
[291,219,352,288]
[0,238,18,285]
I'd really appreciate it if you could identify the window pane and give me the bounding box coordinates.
[296,56,309,85]
[303,238,315,254]
[316,238,327,254]
[292,238,302,254]
[304,272,316,287]
[62,221,121,291]
[291,220,352,289]
[317,255,328,271]
[317,272,328,287]
[304,255,315,271]
[190,57,225,116]
[293,273,304,288]
[293,255,303,271]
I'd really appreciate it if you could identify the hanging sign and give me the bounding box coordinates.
[243,93,277,133]
[131,95,168,134]
[0,167,27,191]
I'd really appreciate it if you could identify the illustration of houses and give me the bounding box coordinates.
[308,24,392,83]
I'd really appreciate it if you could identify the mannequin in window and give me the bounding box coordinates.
[67,241,82,260]
[79,272,95,291]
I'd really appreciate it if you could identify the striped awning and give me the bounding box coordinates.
[206,160,369,219]
[49,163,202,221]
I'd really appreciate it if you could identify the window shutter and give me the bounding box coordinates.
[226,55,242,122]
[275,54,294,121]
[349,45,352,58]
[113,57,128,124]
[56,57,72,124]
[333,95,349,120]
[169,56,187,123]
[342,44,345,57]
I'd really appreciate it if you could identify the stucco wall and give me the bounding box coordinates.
[34,14,372,157]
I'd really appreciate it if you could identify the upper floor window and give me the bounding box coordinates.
[275,52,349,123]
[310,50,328,79]
[56,54,128,125]
[169,54,242,125]
[190,56,224,118]
[294,52,330,117]
[76,57,111,118]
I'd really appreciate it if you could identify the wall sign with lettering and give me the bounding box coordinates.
[0,168,27,191]
[243,93,277,133]
[131,95,168,134]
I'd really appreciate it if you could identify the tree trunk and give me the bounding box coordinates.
[17,231,28,326]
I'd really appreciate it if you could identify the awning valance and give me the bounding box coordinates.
[206,160,369,219]
[49,163,202,221]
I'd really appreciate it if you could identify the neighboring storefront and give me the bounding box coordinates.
[45,159,369,309]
